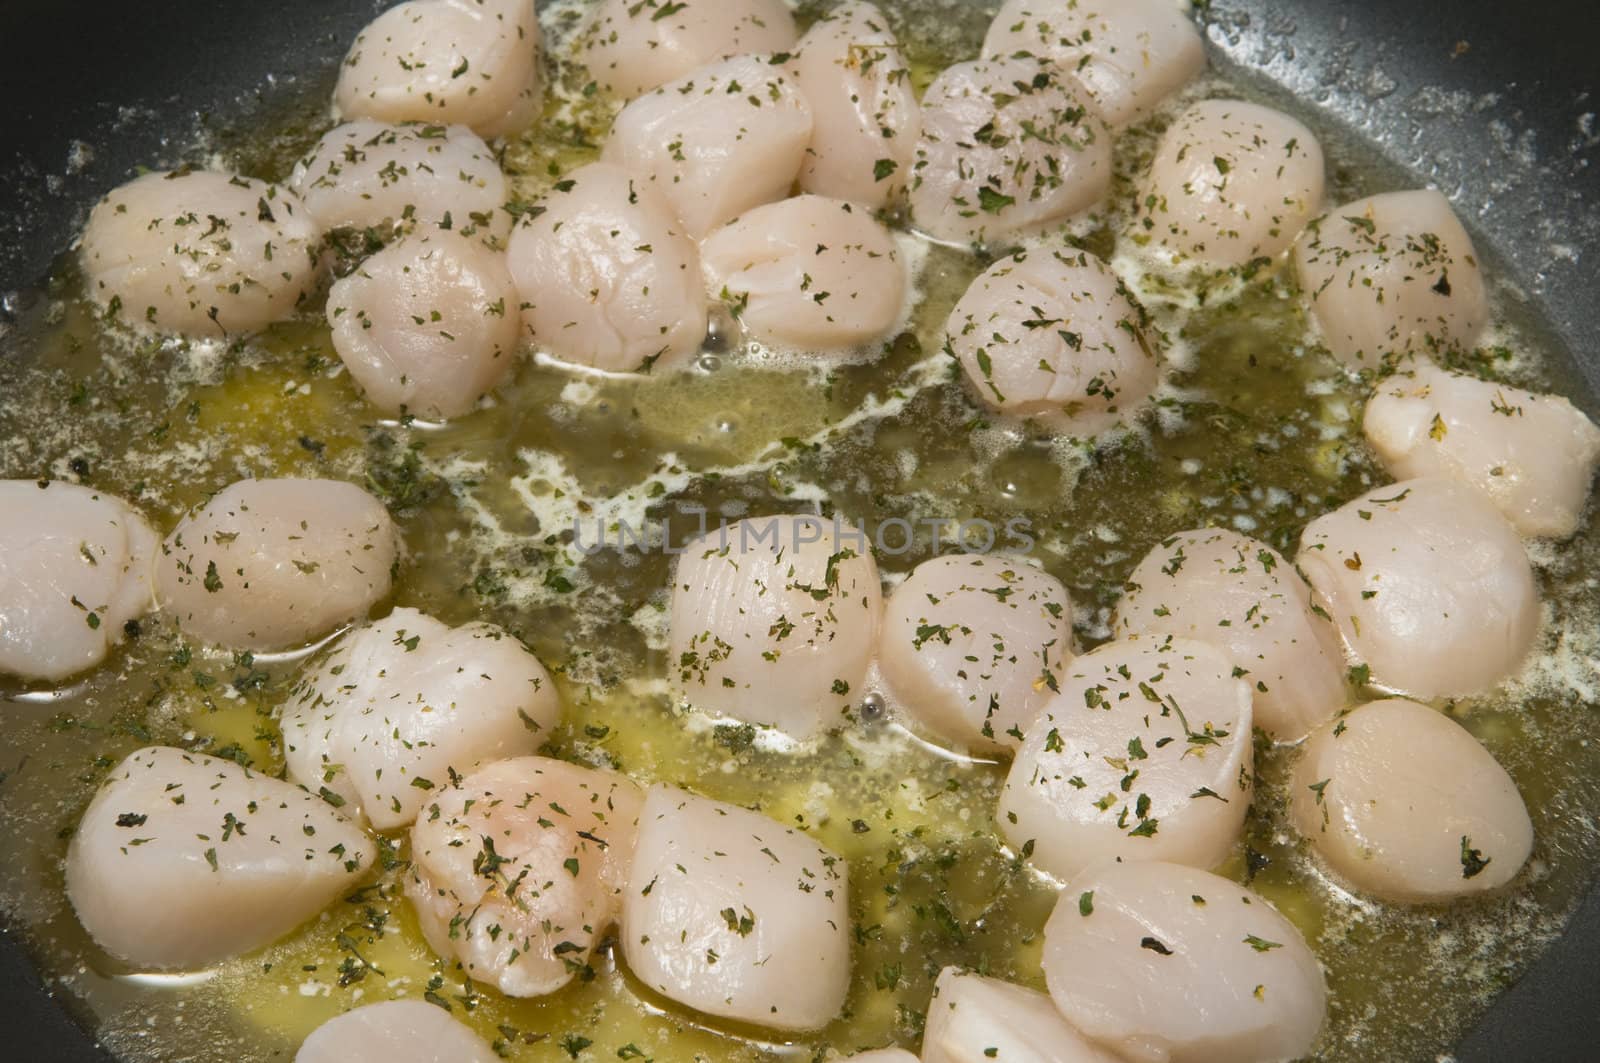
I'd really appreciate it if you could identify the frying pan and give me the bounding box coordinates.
[1,1,1596,1060]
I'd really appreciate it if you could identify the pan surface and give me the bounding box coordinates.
[1,1,1596,1060]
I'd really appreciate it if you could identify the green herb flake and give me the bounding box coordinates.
[977,186,1016,214]
[1460,836,1491,879]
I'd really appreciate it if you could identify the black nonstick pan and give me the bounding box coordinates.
[2,1,1597,1060]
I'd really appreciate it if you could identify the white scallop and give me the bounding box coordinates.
[295,1000,499,1063]
[922,967,1123,1063]
[700,195,906,350]
[156,478,398,652]
[506,161,706,373]
[289,120,510,245]
[281,608,559,830]
[1292,698,1532,903]
[334,0,541,139]
[601,54,813,238]
[406,757,643,998]
[0,480,158,683]
[80,170,320,337]
[1295,477,1537,699]
[668,515,882,740]
[1363,358,1600,539]
[999,636,1252,880]
[789,1,921,208]
[1293,190,1488,368]
[878,554,1073,755]
[327,232,519,418]
[1139,99,1325,269]
[982,0,1206,128]
[578,0,798,101]
[1113,529,1347,742]
[621,784,850,1031]
[910,57,1111,246]
[66,746,375,970]
[946,248,1158,436]
[1043,861,1327,1063]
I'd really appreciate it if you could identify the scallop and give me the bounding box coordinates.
[668,515,882,739]
[923,967,1123,1063]
[1042,861,1327,1063]
[1138,100,1325,269]
[1363,358,1600,539]
[601,54,813,238]
[1113,529,1347,742]
[621,784,850,1031]
[334,0,541,139]
[999,635,1252,880]
[281,608,560,830]
[295,1000,499,1063]
[1293,189,1488,368]
[1291,698,1532,903]
[700,195,906,350]
[982,0,1205,128]
[0,480,158,683]
[578,0,798,101]
[156,478,398,652]
[910,57,1111,246]
[789,1,921,208]
[327,232,519,419]
[289,120,510,245]
[878,554,1073,754]
[945,248,1157,436]
[505,161,706,373]
[66,746,375,970]
[1295,477,1537,699]
[80,170,320,337]
[406,757,643,998]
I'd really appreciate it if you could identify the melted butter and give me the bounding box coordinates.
[3,3,1600,1062]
